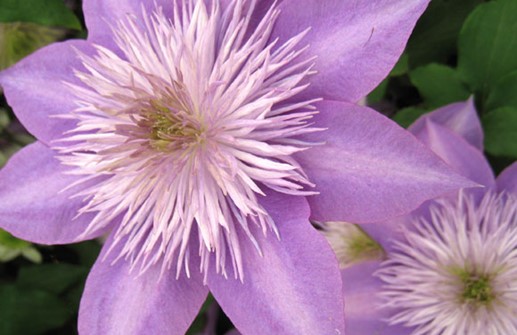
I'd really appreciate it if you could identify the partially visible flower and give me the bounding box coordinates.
[325,99,517,335]
[0,228,42,263]
[378,190,517,335]
[317,221,385,269]
[0,1,474,334]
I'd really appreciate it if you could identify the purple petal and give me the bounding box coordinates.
[496,162,517,196]
[83,0,174,48]
[409,98,483,150]
[272,0,430,102]
[342,261,412,335]
[0,40,96,144]
[0,142,110,244]
[207,192,345,335]
[411,119,495,188]
[296,101,478,223]
[79,234,208,335]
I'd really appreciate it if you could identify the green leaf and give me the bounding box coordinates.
[0,229,30,249]
[409,64,471,109]
[367,79,389,104]
[0,108,9,129]
[0,246,22,263]
[0,284,69,335]
[0,23,66,70]
[18,264,88,295]
[392,107,427,129]
[482,107,517,158]
[390,54,409,77]
[0,0,81,30]
[485,71,517,111]
[458,0,517,99]
[0,231,42,263]
[367,54,409,104]
[407,0,484,67]
[21,247,43,264]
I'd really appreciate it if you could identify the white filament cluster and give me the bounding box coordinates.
[55,0,319,281]
[377,191,517,335]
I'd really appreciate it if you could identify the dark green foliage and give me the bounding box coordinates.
[486,71,517,111]
[0,241,100,335]
[482,107,517,158]
[0,285,70,335]
[458,0,517,100]
[409,64,470,109]
[0,0,81,29]
[407,0,485,67]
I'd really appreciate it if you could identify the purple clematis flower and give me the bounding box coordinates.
[0,1,475,334]
[331,99,517,334]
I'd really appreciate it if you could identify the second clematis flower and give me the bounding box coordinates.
[335,99,517,334]
[0,1,474,334]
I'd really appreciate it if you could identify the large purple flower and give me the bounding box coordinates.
[334,99,517,334]
[0,1,474,334]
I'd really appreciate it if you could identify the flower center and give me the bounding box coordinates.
[460,272,494,306]
[57,0,319,281]
[141,99,205,152]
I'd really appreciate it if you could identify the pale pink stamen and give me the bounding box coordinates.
[54,0,320,281]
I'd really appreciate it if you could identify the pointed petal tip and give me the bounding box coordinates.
[272,0,431,102]
[297,101,484,224]
[416,118,495,188]
[409,97,484,150]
